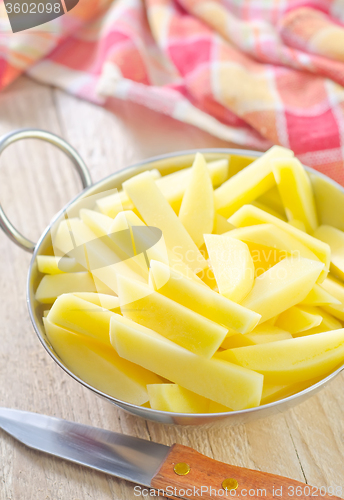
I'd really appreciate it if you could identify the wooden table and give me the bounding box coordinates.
[0,76,343,500]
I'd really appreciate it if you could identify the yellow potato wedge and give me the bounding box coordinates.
[146,158,228,213]
[260,383,299,406]
[288,219,307,231]
[256,186,285,218]
[97,160,228,217]
[35,272,114,304]
[47,293,117,345]
[217,329,344,384]
[110,315,264,410]
[117,275,228,358]
[95,169,161,217]
[44,319,160,405]
[208,379,313,408]
[227,154,256,176]
[123,172,207,273]
[214,146,293,217]
[246,242,286,277]
[314,225,344,281]
[272,157,318,232]
[260,376,324,405]
[72,292,120,312]
[293,308,342,337]
[147,384,209,413]
[53,218,146,292]
[179,153,214,248]
[204,234,255,302]
[321,276,344,321]
[107,210,205,286]
[108,210,160,272]
[300,283,341,306]
[310,172,344,231]
[251,201,287,221]
[227,224,319,262]
[229,205,330,281]
[80,209,113,237]
[241,257,324,322]
[208,401,232,413]
[36,255,85,275]
[96,190,135,218]
[221,324,292,349]
[275,305,323,334]
[199,266,219,290]
[149,260,260,333]
[213,214,235,235]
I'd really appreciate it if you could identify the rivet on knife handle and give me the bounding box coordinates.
[151,444,341,500]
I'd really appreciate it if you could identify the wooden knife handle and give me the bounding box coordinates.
[151,444,341,500]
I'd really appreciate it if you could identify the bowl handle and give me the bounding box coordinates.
[0,128,93,253]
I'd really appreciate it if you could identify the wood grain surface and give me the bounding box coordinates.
[0,76,343,500]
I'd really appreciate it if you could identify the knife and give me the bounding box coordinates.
[0,408,340,500]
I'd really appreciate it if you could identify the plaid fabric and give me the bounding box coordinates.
[1,0,344,184]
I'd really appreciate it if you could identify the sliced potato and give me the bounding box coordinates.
[221,324,292,349]
[35,272,115,304]
[251,201,287,221]
[213,214,235,235]
[110,315,264,410]
[256,186,285,218]
[293,308,342,337]
[227,154,256,176]
[241,257,324,323]
[246,241,286,277]
[149,260,260,333]
[108,210,158,274]
[179,153,214,248]
[204,234,255,302]
[261,383,299,406]
[310,172,344,231]
[288,219,307,231]
[314,225,344,280]
[72,292,120,312]
[47,293,117,345]
[228,224,319,262]
[214,145,293,217]
[107,210,204,286]
[272,157,318,232]
[275,305,323,334]
[95,169,161,217]
[208,401,232,413]
[123,172,207,273]
[260,377,323,405]
[321,276,344,321]
[217,329,344,384]
[97,160,228,217]
[300,283,341,306]
[44,319,160,404]
[36,255,85,275]
[53,217,147,292]
[229,204,330,281]
[147,384,209,413]
[117,275,228,358]
[80,209,113,237]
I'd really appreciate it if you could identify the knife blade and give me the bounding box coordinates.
[0,407,341,500]
[0,407,169,487]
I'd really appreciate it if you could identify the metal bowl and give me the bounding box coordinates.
[2,128,344,427]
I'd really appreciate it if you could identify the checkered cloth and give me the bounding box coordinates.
[1,0,344,184]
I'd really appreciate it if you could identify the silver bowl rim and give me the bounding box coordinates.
[27,147,344,421]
